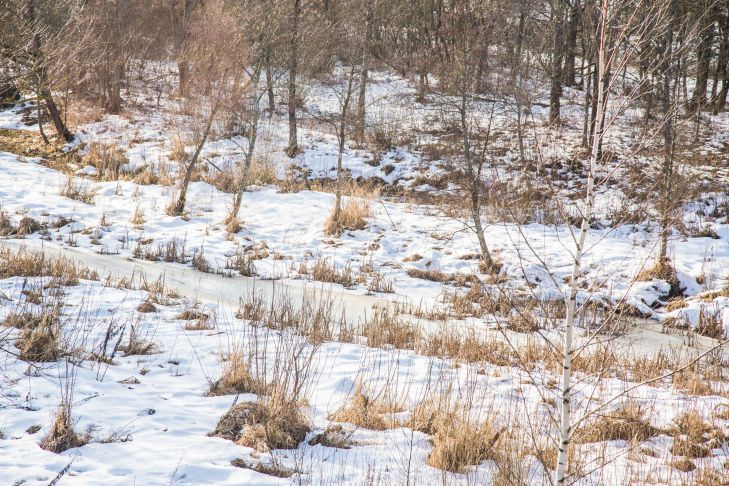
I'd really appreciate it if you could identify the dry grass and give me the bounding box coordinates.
[82,143,129,181]
[307,424,353,449]
[40,404,87,453]
[407,267,452,283]
[329,384,400,431]
[354,307,421,350]
[0,212,44,237]
[574,401,660,444]
[212,399,310,452]
[117,324,158,356]
[406,397,502,473]
[308,256,357,288]
[636,260,683,297]
[224,247,255,276]
[670,410,723,459]
[130,205,145,227]
[207,349,267,396]
[16,322,63,362]
[323,198,371,236]
[695,307,725,339]
[60,177,97,204]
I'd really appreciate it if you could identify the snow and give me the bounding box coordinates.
[2,67,729,484]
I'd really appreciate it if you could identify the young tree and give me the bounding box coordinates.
[285,0,301,157]
[0,0,74,141]
[429,0,499,271]
[168,0,245,216]
[225,0,285,230]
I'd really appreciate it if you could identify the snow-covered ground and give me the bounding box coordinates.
[2,69,729,485]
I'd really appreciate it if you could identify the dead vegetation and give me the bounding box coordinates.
[82,143,130,181]
[40,404,88,453]
[206,348,267,396]
[575,401,660,444]
[211,398,310,452]
[0,247,98,284]
[60,177,97,204]
[329,384,400,431]
[117,324,158,356]
[323,197,371,236]
[406,392,502,473]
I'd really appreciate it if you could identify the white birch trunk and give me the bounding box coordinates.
[554,2,608,483]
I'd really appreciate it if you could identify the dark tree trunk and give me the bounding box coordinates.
[286,0,301,158]
[265,51,275,113]
[562,0,580,87]
[550,0,566,124]
[691,4,715,111]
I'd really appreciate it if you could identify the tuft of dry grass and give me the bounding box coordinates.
[636,260,683,297]
[60,177,97,204]
[695,307,725,339]
[40,404,87,453]
[407,267,452,283]
[575,401,660,444]
[212,399,310,452]
[323,198,371,236]
[329,384,399,431]
[130,205,145,227]
[83,143,129,181]
[117,325,158,356]
[406,398,502,473]
[309,256,356,288]
[355,307,420,350]
[670,410,722,459]
[224,247,255,276]
[207,349,267,396]
[0,211,44,237]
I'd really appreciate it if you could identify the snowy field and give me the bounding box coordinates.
[2,70,729,485]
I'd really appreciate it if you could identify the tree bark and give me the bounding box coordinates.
[286,0,301,157]
[230,70,262,221]
[265,50,275,113]
[550,0,566,124]
[562,0,580,87]
[554,2,608,483]
[172,113,214,215]
[355,0,374,144]
[690,2,715,111]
